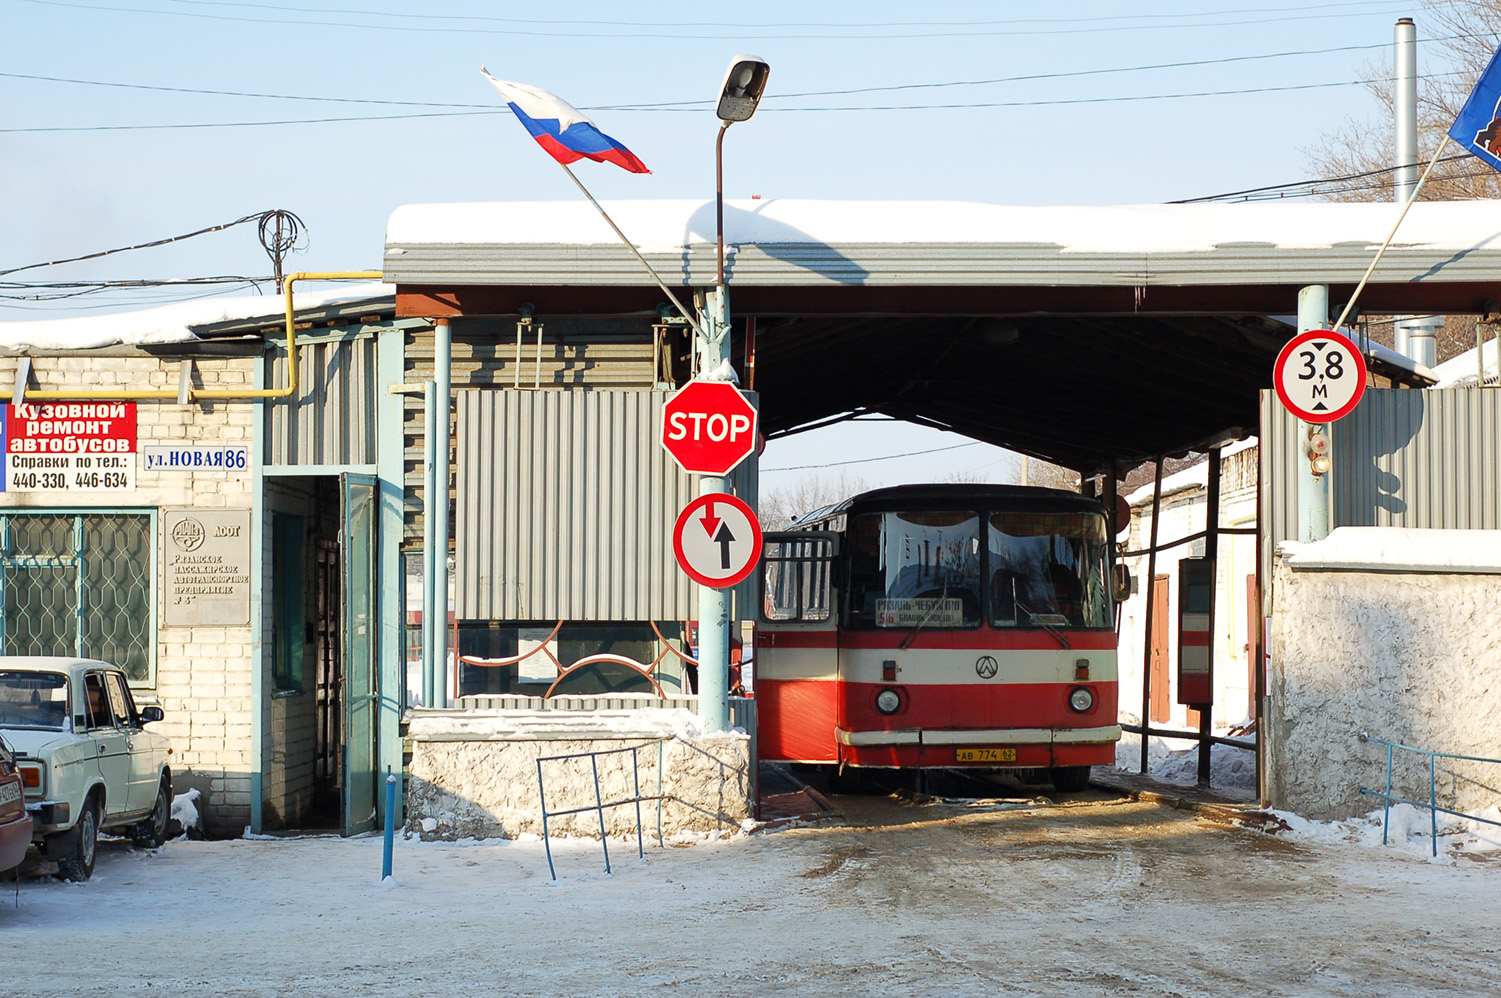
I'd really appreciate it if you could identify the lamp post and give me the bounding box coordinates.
[698,55,770,733]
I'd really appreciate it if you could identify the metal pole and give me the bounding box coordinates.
[1197,447,1222,785]
[1394,18,1418,203]
[434,318,452,708]
[697,304,732,734]
[422,382,437,709]
[1139,456,1164,774]
[381,768,396,880]
[1298,286,1331,543]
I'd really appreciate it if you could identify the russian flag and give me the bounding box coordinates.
[481,69,650,174]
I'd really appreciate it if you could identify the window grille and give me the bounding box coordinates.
[0,511,154,686]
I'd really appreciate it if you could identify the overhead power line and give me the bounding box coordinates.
[763,441,984,472]
[0,209,301,276]
[21,0,1418,39]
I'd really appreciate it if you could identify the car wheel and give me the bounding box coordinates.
[1049,765,1092,793]
[54,797,99,882]
[132,777,172,848]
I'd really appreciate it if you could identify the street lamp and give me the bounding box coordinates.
[699,55,769,734]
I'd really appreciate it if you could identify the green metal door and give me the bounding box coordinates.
[341,473,379,836]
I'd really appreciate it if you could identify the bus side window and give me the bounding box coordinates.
[761,534,836,623]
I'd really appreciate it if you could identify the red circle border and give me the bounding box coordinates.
[1273,329,1368,423]
[672,492,763,589]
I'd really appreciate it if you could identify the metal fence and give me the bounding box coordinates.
[1358,731,1501,857]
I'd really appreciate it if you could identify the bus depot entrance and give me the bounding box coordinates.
[384,198,1501,805]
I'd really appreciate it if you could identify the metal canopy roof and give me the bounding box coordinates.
[386,199,1477,469]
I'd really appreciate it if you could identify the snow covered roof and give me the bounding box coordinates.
[1126,437,1258,507]
[385,199,1501,294]
[0,282,393,353]
[1279,527,1501,574]
[1433,336,1501,388]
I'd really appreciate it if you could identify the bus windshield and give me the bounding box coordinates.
[847,510,983,629]
[988,511,1110,629]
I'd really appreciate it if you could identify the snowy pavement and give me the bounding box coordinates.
[3,791,1500,997]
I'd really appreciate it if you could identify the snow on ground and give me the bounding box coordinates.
[7,791,1501,997]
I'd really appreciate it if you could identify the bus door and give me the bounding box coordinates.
[757,531,840,763]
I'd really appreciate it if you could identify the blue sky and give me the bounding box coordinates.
[0,0,1459,486]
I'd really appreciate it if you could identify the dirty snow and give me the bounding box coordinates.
[0,282,391,352]
[1279,526,1501,574]
[385,199,1501,258]
[1114,720,1256,797]
[7,791,1501,997]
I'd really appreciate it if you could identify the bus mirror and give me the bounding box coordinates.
[1111,563,1133,602]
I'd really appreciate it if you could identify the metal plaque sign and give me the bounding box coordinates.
[163,508,252,626]
[0,402,137,493]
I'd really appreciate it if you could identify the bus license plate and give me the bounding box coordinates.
[956,748,1016,763]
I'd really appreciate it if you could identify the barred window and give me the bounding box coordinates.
[0,512,154,686]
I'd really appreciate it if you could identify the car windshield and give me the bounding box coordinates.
[0,671,70,730]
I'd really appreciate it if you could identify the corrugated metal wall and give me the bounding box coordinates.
[265,334,378,466]
[1262,387,1501,590]
[404,318,662,542]
[455,390,757,622]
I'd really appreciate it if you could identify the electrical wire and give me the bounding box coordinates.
[20,0,1421,39]
[763,441,984,472]
[154,0,1413,30]
[0,210,295,276]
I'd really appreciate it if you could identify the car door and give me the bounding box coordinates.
[105,671,157,813]
[84,671,130,820]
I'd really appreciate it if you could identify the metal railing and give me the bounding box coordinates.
[1358,731,1501,857]
[536,741,666,881]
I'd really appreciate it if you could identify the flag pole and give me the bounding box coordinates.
[553,160,710,343]
[1329,136,1453,333]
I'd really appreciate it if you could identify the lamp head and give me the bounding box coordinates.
[717,55,770,122]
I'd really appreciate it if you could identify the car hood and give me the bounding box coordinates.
[0,727,75,757]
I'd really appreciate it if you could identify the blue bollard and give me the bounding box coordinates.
[382,767,397,880]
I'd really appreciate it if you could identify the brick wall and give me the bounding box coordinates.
[4,352,259,835]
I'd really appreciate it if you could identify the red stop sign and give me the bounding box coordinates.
[661,381,759,475]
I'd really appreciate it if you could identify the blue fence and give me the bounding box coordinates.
[536,741,666,881]
[1358,732,1501,857]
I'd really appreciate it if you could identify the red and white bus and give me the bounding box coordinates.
[755,484,1126,791]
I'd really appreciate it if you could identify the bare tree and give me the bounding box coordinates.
[1307,3,1501,361]
[758,470,871,529]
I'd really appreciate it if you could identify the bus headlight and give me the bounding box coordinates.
[875,688,902,715]
[1068,687,1094,713]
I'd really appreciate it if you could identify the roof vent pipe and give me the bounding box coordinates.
[1392,18,1438,367]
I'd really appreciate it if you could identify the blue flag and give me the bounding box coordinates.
[1450,44,1501,171]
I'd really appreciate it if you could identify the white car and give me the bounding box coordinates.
[0,657,172,881]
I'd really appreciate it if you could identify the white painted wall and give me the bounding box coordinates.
[1267,537,1501,820]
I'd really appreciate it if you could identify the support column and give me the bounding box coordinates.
[375,322,407,823]
[697,287,732,733]
[1297,286,1331,542]
[422,382,437,709]
[433,318,452,708]
[1139,456,1163,775]
[1197,447,1222,785]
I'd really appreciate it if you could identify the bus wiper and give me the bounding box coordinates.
[900,587,948,650]
[1016,598,1071,649]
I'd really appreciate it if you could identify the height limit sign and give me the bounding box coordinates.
[673,493,763,589]
[1273,329,1367,423]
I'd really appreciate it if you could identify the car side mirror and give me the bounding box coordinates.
[1111,563,1133,603]
[140,706,165,724]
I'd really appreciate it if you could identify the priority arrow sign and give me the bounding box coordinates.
[673,493,762,588]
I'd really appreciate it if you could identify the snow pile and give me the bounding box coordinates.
[1279,526,1501,574]
[0,282,391,352]
[1113,717,1256,797]
[1275,802,1501,862]
[171,788,202,838]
